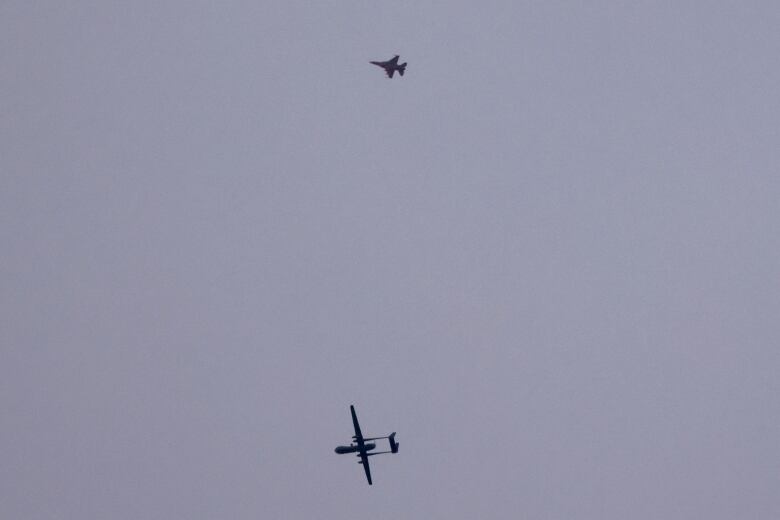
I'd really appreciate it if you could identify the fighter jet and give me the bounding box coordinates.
[335,405,399,485]
[370,55,407,78]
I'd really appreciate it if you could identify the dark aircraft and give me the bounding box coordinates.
[335,405,399,485]
[370,55,407,78]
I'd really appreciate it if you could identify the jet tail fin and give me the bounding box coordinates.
[389,432,399,453]
[398,63,407,76]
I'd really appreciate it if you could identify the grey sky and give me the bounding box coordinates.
[2,2,779,518]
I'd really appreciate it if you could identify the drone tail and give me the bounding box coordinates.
[389,432,399,453]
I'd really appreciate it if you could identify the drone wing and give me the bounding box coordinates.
[358,451,373,485]
[350,405,363,443]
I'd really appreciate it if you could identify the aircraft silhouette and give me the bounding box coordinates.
[334,405,399,485]
[370,55,407,78]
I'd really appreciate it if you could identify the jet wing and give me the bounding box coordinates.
[387,55,399,66]
[358,451,373,485]
[350,405,363,443]
[386,68,395,78]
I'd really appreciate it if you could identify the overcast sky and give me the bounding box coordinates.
[3,2,779,519]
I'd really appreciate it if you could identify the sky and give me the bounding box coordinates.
[2,2,779,518]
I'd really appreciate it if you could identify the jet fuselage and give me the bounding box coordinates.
[370,55,407,78]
